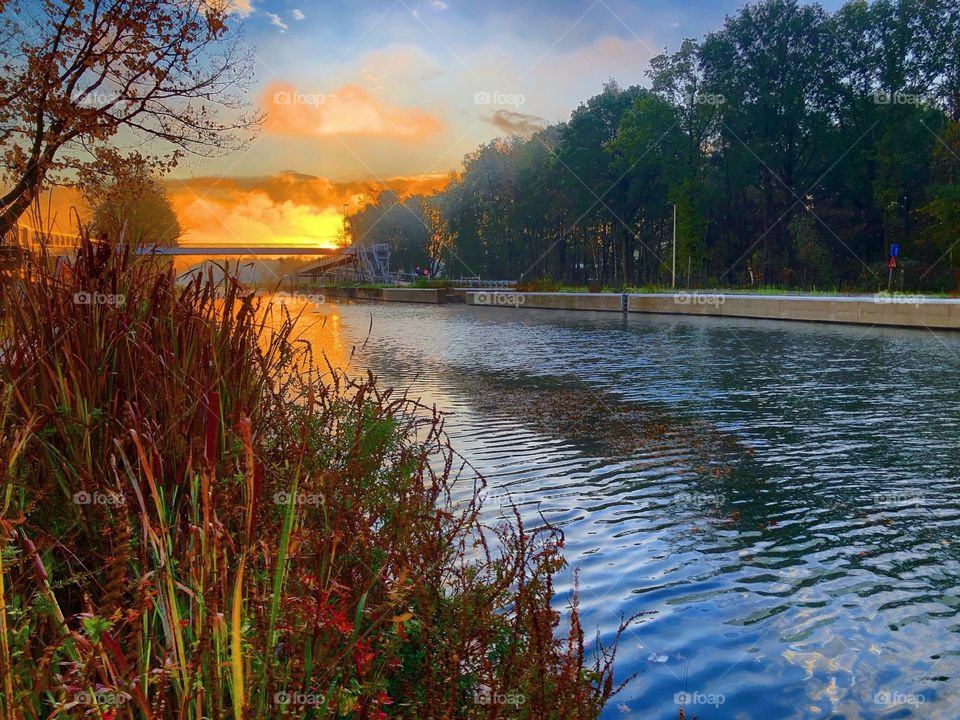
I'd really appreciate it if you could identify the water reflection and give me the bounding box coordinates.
[281,297,960,719]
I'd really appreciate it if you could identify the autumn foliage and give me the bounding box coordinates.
[0,0,259,238]
[0,236,633,719]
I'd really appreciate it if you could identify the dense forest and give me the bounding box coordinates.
[347,0,960,291]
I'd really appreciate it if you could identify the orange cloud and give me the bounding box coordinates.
[225,0,253,16]
[167,171,450,248]
[262,83,445,142]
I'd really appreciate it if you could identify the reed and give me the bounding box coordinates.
[0,233,635,719]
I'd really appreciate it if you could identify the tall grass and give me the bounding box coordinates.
[0,234,634,719]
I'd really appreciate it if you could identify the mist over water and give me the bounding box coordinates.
[284,297,960,720]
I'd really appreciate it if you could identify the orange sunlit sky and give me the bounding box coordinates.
[40,0,846,249]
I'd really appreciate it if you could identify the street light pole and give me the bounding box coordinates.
[671,203,677,288]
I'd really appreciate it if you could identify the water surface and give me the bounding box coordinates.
[283,298,960,720]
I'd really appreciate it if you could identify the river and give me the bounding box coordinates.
[279,296,960,720]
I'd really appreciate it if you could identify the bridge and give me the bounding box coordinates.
[8,223,341,256]
[136,246,337,256]
[5,223,396,284]
[299,244,393,284]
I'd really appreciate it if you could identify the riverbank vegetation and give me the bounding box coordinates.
[0,237,634,718]
[346,0,960,294]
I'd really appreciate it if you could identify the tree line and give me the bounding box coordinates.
[349,0,960,291]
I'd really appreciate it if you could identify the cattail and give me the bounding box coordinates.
[19,530,47,583]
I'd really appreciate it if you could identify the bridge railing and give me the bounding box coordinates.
[451,277,516,288]
[10,222,81,251]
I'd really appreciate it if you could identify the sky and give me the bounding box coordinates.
[158,0,846,248]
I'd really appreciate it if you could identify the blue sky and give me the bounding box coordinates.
[169,0,848,247]
[205,0,844,179]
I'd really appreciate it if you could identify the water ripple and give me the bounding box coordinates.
[289,299,960,719]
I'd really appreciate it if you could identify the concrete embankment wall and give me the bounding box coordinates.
[628,293,960,329]
[323,287,448,304]
[323,287,384,302]
[382,287,448,303]
[462,290,960,330]
[464,291,623,312]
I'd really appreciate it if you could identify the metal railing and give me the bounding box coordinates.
[451,277,516,288]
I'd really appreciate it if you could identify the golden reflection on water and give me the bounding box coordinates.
[267,297,462,410]
[259,297,355,377]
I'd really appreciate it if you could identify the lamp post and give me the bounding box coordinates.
[671,203,677,288]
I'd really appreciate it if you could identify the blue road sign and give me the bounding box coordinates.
[890,243,900,257]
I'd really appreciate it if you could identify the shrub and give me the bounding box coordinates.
[411,277,453,289]
[515,278,561,293]
[0,235,634,719]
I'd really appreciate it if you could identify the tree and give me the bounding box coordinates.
[0,0,259,241]
[700,0,835,283]
[344,0,960,291]
[80,157,180,246]
[611,93,690,283]
[408,195,451,276]
[346,190,443,273]
[557,81,647,283]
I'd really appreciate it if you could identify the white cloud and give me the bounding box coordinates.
[266,12,288,31]
[292,8,305,21]
[432,1,449,8]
